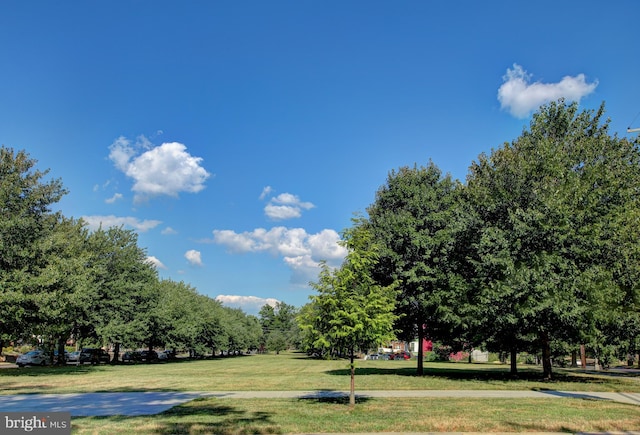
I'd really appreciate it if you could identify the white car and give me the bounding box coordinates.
[66,351,81,363]
[16,350,50,367]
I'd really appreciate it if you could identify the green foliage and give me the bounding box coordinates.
[299,219,398,406]
[466,100,640,378]
[31,216,95,362]
[266,330,288,354]
[0,147,68,344]
[86,226,159,351]
[259,302,301,352]
[300,219,398,358]
[0,146,265,358]
[366,162,472,374]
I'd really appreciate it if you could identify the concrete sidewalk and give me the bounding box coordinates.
[201,389,640,406]
[1,390,640,416]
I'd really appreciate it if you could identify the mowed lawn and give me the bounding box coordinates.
[2,352,640,433]
[1,352,639,394]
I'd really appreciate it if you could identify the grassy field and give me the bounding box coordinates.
[2,352,640,433]
[2,352,640,394]
[70,397,640,434]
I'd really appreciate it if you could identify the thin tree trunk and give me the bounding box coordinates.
[57,339,66,365]
[349,351,356,408]
[112,343,121,364]
[510,347,518,377]
[580,344,587,369]
[417,324,425,376]
[541,334,552,379]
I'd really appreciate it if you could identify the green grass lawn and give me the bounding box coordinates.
[1,352,639,394]
[71,397,640,434]
[2,352,640,433]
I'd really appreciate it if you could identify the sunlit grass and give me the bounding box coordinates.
[3,352,640,433]
[1,352,639,395]
[71,397,640,434]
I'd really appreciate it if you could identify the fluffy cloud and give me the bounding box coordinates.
[185,249,203,266]
[262,191,315,220]
[81,215,162,232]
[146,256,167,270]
[215,295,279,315]
[498,64,598,118]
[212,227,347,283]
[109,136,211,203]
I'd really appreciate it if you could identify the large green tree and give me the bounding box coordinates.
[152,279,203,353]
[259,301,300,353]
[0,147,67,351]
[300,219,398,406]
[366,163,470,375]
[465,100,640,378]
[32,217,94,364]
[86,226,159,361]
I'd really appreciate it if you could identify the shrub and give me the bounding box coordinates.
[423,351,437,362]
[450,351,469,362]
[433,344,452,361]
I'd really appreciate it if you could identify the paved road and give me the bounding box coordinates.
[1,390,640,417]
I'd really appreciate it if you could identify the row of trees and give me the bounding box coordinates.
[0,147,269,362]
[299,100,640,380]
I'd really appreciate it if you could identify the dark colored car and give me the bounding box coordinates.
[139,350,158,362]
[79,348,110,364]
[122,351,142,363]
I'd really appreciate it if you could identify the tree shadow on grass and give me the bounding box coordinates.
[325,365,629,387]
[297,390,374,405]
[0,365,100,377]
[74,399,281,435]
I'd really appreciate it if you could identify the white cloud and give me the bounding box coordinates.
[185,249,203,266]
[264,204,303,220]
[81,215,162,232]
[262,192,315,220]
[215,295,279,314]
[498,64,598,118]
[108,136,211,203]
[161,226,178,235]
[105,193,123,204]
[259,186,273,200]
[146,256,167,270]
[212,227,347,284]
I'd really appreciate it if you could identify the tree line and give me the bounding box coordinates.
[0,147,304,362]
[298,101,640,379]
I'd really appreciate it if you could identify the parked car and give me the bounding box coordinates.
[53,349,69,363]
[390,351,412,360]
[16,350,50,367]
[66,351,81,363]
[139,350,158,362]
[79,348,110,364]
[157,350,175,361]
[122,351,142,363]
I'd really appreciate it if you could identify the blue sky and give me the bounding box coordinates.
[2,1,639,314]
